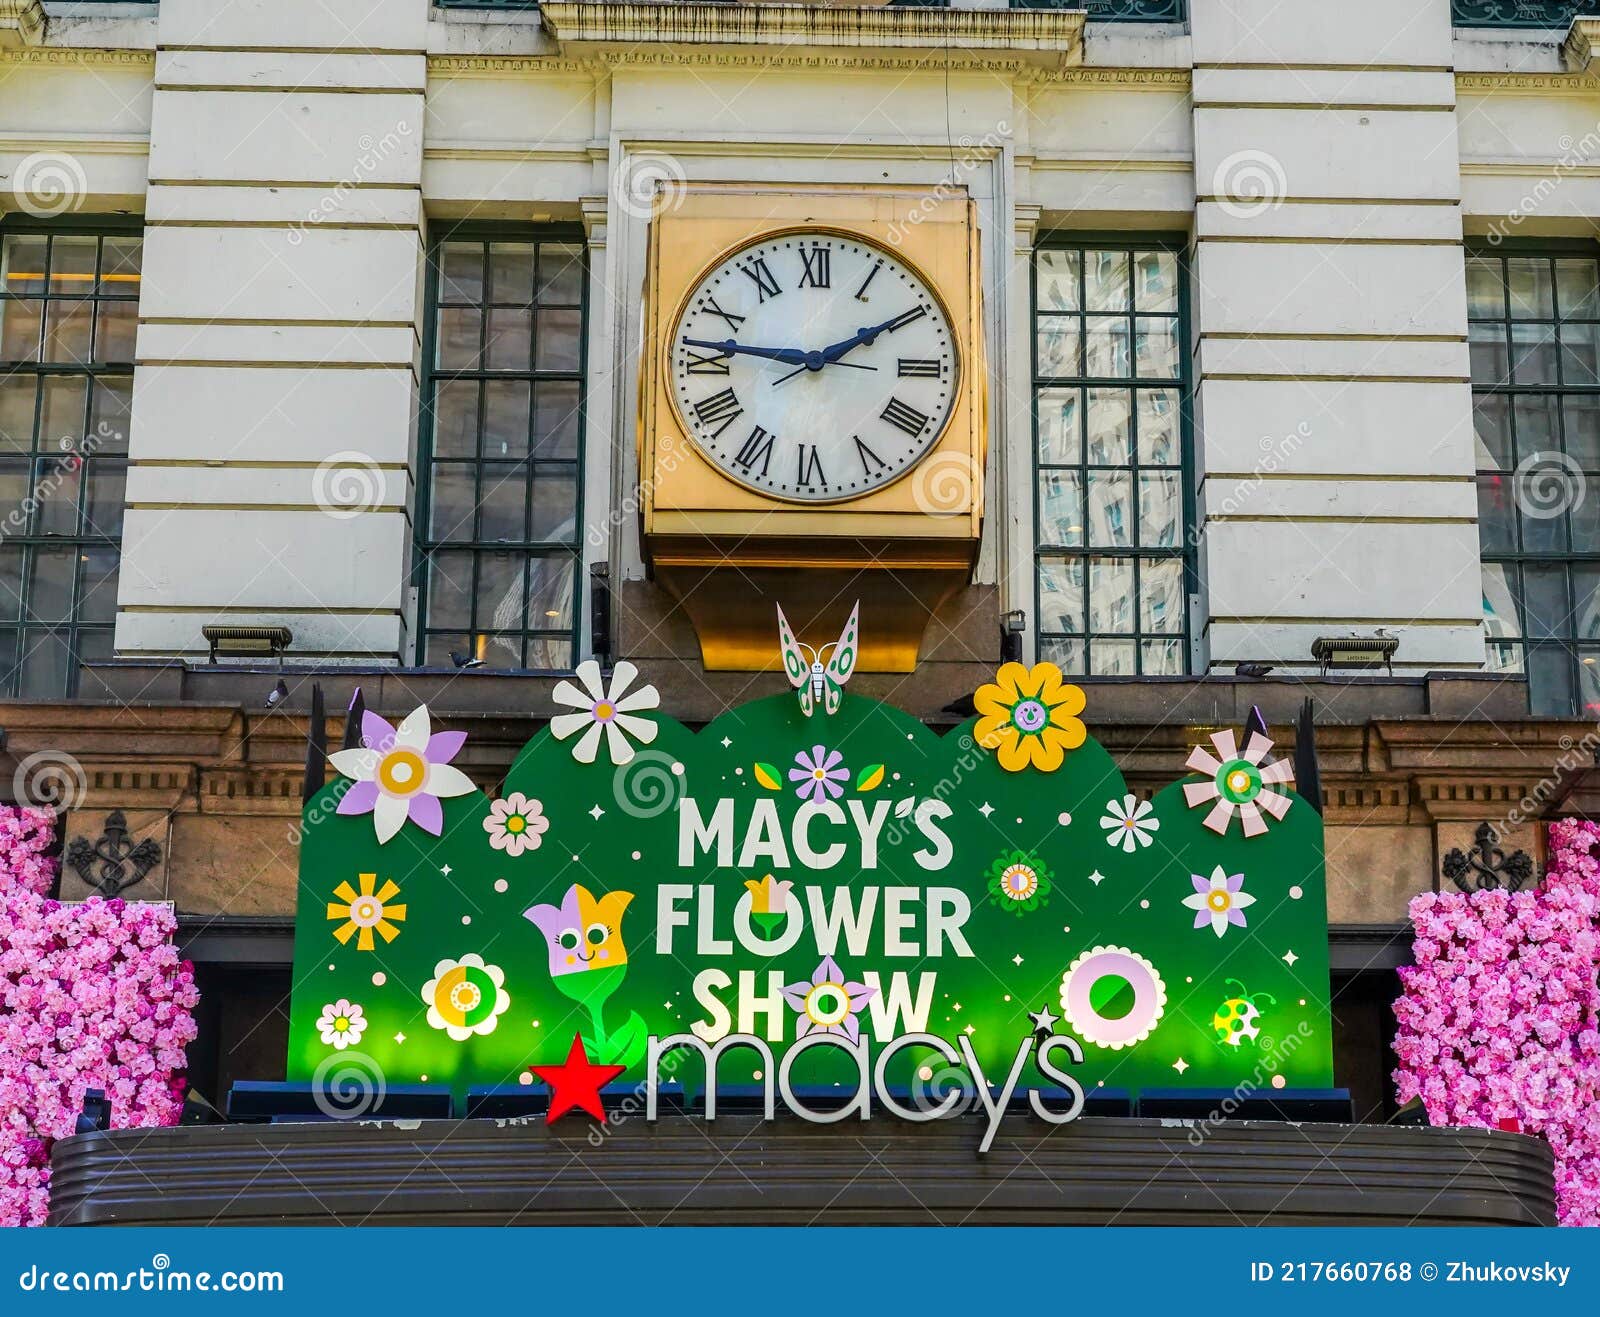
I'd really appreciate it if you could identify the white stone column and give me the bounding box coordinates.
[1189,0,1482,674]
[117,0,430,662]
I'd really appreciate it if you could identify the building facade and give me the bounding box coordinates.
[3,0,1599,1115]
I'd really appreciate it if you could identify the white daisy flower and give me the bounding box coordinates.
[549,660,660,765]
[1100,793,1159,853]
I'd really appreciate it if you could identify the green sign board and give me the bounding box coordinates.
[288,654,1334,1125]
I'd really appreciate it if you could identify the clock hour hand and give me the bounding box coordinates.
[683,337,810,367]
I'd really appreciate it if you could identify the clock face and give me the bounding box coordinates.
[669,231,960,503]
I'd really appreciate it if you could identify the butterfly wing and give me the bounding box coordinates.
[777,604,816,717]
[822,601,860,714]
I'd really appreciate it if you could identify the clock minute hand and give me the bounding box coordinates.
[818,308,925,365]
[683,337,809,367]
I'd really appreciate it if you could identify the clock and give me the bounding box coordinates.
[635,185,987,672]
[667,231,960,504]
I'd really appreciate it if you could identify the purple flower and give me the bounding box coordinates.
[327,704,475,844]
[782,956,875,1042]
[789,745,848,803]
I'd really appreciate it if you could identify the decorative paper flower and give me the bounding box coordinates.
[1100,793,1159,853]
[326,872,406,951]
[1183,728,1295,838]
[1059,946,1166,1050]
[421,954,510,1041]
[973,661,1087,772]
[550,660,659,766]
[743,873,794,919]
[483,792,548,856]
[316,999,366,1050]
[329,705,475,844]
[1182,865,1256,937]
[985,848,1054,914]
[783,955,876,1042]
[523,884,633,978]
[790,745,848,802]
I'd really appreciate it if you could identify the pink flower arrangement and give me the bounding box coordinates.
[0,806,199,1227]
[1393,817,1600,1226]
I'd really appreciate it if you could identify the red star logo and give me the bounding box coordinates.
[529,1033,625,1124]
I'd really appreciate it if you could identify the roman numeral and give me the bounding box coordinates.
[799,244,831,289]
[898,358,941,378]
[692,388,743,440]
[684,346,731,375]
[733,426,775,477]
[701,295,745,332]
[796,444,826,488]
[880,396,930,438]
[855,259,883,301]
[741,257,782,302]
[854,436,887,474]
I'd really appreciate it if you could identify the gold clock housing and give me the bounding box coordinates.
[637,185,987,672]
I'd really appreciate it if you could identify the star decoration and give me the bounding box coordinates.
[1012,953,1024,967]
[393,1031,406,1045]
[529,1033,625,1124]
[1087,869,1105,886]
[962,1024,976,1037]
[1028,1006,1058,1033]
[1283,950,1298,967]
[589,804,605,820]
[1173,1057,1189,1075]
[720,736,732,749]
[978,802,994,818]
[440,865,452,877]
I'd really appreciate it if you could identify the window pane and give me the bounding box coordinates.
[0,457,28,527]
[531,468,579,541]
[475,552,525,632]
[1036,250,1079,312]
[1,235,48,296]
[1037,556,1085,634]
[1473,393,1511,469]
[1087,471,1133,547]
[1528,645,1574,715]
[431,380,479,458]
[1085,388,1131,465]
[0,376,34,451]
[528,555,575,629]
[39,375,86,452]
[478,462,528,541]
[439,243,483,303]
[1037,470,1083,546]
[99,238,142,293]
[1466,256,1505,318]
[1482,562,1521,640]
[1036,388,1080,465]
[1134,251,1177,313]
[0,299,42,361]
[482,380,531,460]
[1559,259,1600,319]
[1486,641,1523,673]
[1138,471,1181,548]
[84,457,126,538]
[1507,257,1555,319]
[1522,563,1568,639]
[1477,475,1516,552]
[1511,323,1558,385]
[429,464,475,541]
[537,244,584,306]
[1574,495,1600,553]
[29,546,76,620]
[1575,566,1600,639]
[77,545,119,623]
[0,546,21,620]
[88,376,131,453]
[1134,317,1179,379]
[1089,556,1135,634]
[488,242,534,304]
[1039,636,1084,675]
[43,299,93,364]
[94,300,137,363]
[1469,323,1508,385]
[435,307,481,369]
[1141,638,1184,675]
[1561,322,1600,386]
[50,236,96,289]
[1141,558,1185,634]
[1137,389,1180,465]
[34,454,82,535]
[535,309,582,372]
[533,380,581,460]
[1565,394,1600,469]
[1093,638,1136,675]
[1084,251,1129,312]
[18,628,71,699]
[427,550,474,629]
[524,633,572,671]
[478,632,523,670]
[1036,318,1079,377]
[1579,647,1600,716]
[1084,316,1130,378]
[485,306,531,371]
[1513,393,1559,465]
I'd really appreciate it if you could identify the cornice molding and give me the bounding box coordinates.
[0,44,152,68]
[1457,70,1600,94]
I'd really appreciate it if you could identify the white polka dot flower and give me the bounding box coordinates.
[1100,793,1160,853]
[316,999,366,1050]
[550,660,660,766]
[483,792,548,856]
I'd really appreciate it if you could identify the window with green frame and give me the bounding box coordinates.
[417,229,585,670]
[0,224,138,698]
[1469,244,1600,716]
[1032,240,1189,675]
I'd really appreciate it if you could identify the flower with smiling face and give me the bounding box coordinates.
[973,662,1087,773]
[523,883,634,980]
[316,999,366,1050]
[783,955,876,1041]
[1100,793,1159,853]
[483,792,548,856]
[1183,866,1257,937]
[328,705,475,844]
[790,745,848,803]
[550,660,660,766]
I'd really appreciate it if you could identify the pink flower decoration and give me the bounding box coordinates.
[789,745,848,803]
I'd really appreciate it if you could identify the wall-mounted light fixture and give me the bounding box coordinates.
[1001,609,1027,664]
[1310,631,1398,677]
[202,624,293,665]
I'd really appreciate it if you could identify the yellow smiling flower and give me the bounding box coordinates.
[973,661,1087,773]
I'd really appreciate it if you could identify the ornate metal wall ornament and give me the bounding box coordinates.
[65,811,162,898]
[1441,823,1535,893]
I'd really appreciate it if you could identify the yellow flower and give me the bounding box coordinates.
[327,872,407,951]
[743,873,794,916]
[973,661,1087,773]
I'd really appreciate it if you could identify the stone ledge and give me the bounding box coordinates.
[539,1,1086,67]
[0,0,43,48]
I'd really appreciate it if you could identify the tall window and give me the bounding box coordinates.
[0,225,138,698]
[1469,245,1600,716]
[1032,240,1188,675]
[417,230,585,669]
